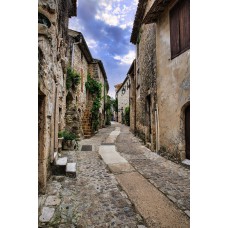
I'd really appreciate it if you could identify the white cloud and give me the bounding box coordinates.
[87,39,98,49]
[114,50,135,65]
[95,0,135,30]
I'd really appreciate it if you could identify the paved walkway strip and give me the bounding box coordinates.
[99,124,190,227]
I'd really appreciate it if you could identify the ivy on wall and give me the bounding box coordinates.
[85,74,102,131]
[66,67,81,90]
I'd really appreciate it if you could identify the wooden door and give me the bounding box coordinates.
[185,105,190,159]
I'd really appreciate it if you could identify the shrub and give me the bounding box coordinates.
[66,67,80,90]
[58,130,76,140]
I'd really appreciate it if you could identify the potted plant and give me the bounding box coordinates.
[61,130,78,150]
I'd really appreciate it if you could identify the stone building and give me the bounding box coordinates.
[116,76,130,124]
[128,60,136,133]
[130,0,157,147]
[131,0,190,161]
[66,29,93,139]
[67,29,109,138]
[89,59,109,129]
[38,0,77,194]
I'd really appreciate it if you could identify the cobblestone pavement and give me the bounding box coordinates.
[115,123,190,216]
[38,125,145,228]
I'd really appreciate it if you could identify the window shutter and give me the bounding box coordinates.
[170,5,180,58]
[179,0,190,51]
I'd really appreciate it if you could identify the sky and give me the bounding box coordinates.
[69,0,138,98]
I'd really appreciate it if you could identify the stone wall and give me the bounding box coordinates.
[89,62,107,128]
[38,0,76,194]
[156,3,190,160]
[135,22,157,145]
[65,32,90,139]
[117,77,130,123]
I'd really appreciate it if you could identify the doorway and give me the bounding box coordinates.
[185,105,190,159]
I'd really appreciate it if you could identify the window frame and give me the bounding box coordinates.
[169,0,190,59]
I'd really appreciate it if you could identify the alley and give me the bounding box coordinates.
[39,122,190,228]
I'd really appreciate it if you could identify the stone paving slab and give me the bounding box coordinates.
[116,125,190,214]
[115,172,189,228]
[99,145,128,164]
[38,126,145,227]
[108,163,136,174]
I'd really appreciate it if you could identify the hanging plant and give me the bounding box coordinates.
[66,67,81,90]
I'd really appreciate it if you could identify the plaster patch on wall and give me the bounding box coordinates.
[181,78,190,90]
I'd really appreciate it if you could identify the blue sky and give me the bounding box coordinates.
[69,0,138,98]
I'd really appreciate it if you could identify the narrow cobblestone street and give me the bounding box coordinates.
[39,122,190,227]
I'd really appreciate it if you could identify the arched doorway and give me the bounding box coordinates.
[185,105,190,159]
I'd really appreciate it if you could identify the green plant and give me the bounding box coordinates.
[58,130,76,140]
[105,95,112,125]
[124,106,130,126]
[58,131,64,138]
[66,67,80,90]
[85,74,102,95]
[85,74,103,131]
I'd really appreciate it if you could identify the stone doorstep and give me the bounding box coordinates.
[55,157,68,166]
[66,162,77,178]
[53,157,68,175]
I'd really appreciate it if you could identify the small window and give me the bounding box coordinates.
[170,0,190,59]
[38,13,51,28]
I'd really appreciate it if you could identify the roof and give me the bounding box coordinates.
[68,0,77,17]
[116,75,130,94]
[130,0,148,44]
[114,83,122,92]
[143,0,174,24]
[127,59,136,75]
[68,29,93,63]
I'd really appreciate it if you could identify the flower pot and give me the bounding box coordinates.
[63,139,77,150]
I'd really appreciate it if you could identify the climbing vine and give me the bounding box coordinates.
[124,106,130,126]
[85,74,102,131]
[66,67,81,90]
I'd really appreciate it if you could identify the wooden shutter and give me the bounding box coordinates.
[179,0,190,51]
[170,4,180,58]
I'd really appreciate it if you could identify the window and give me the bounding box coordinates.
[170,0,190,59]
[38,13,51,28]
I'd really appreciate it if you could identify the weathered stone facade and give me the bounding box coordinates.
[129,60,136,133]
[66,29,93,139]
[116,76,130,124]
[38,0,77,194]
[66,30,109,138]
[89,59,109,128]
[130,0,190,160]
[130,0,157,147]
[145,0,190,160]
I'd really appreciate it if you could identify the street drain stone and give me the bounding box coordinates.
[81,145,92,151]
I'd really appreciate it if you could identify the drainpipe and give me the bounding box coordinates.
[155,103,160,152]
[134,61,136,135]
[71,43,75,68]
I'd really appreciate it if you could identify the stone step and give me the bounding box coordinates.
[66,163,77,178]
[84,135,92,139]
[52,157,68,175]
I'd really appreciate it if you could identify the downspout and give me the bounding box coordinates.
[71,43,74,68]
[134,62,137,135]
[155,103,160,152]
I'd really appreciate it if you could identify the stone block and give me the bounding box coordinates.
[66,163,77,178]
[45,195,61,206]
[39,207,55,222]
